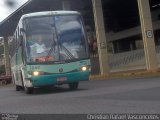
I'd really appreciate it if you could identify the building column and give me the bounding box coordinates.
[4,37,11,75]
[92,0,109,75]
[62,0,71,10]
[137,0,158,71]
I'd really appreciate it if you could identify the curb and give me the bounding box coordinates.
[90,70,160,80]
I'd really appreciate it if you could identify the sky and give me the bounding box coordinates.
[0,0,29,22]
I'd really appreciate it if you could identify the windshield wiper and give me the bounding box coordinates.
[45,23,57,60]
[45,42,75,61]
[45,40,56,60]
[59,43,75,59]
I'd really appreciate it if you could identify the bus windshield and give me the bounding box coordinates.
[24,15,88,63]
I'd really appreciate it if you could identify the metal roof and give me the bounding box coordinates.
[0,0,93,37]
[0,0,62,37]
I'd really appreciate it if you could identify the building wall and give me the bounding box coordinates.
[101,0,160,53]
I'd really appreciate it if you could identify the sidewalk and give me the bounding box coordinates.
[90,69,160,80]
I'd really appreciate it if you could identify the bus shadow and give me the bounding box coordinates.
[33,86,88,95]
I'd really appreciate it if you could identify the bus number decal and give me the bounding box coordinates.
[31,66,40,70]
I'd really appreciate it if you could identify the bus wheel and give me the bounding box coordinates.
[68,82,79,90]
[25,87,34,94]
[16,85,21,91]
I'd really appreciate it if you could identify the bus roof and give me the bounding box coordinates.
[21,11,80,19]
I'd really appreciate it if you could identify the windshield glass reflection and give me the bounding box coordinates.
[55,15,88,60]
[24,15,88,63]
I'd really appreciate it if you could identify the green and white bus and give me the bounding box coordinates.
[9,11,91,94]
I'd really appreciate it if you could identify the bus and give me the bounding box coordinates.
[9,11,91,94]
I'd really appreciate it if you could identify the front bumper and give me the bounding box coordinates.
[28,71,90,87]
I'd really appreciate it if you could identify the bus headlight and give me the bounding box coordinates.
[32,71,44,76]
[81,66,87,71]
[80,66,91,71]
[33,71,39,76]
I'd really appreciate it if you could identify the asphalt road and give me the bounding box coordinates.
[0,76,160,114]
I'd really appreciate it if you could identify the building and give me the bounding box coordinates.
[0,0,159,75]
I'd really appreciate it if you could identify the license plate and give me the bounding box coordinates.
[57,77,67,82]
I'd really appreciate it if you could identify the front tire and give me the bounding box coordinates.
[25,87,34,94]
[68,82,79,90]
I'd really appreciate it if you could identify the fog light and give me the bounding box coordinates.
[82,66,87,71]
[33,71,39,76]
